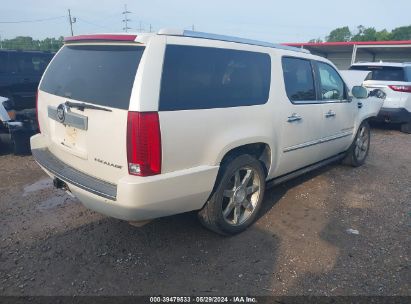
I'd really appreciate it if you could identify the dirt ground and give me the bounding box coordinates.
[0,124,410,296]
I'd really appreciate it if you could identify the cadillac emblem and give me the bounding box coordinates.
[56,103,67,123]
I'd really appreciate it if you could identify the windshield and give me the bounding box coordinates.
[40,44,144,110]
[350,65,405,82]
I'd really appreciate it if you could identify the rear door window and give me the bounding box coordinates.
[159,45,271,111]
[282,57,316,103]
[40,45,144,110]
[350,65,405,82]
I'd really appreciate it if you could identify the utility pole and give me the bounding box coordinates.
[67,9,76,36]
[192,24,195,31]
[122,4,131,32]
[149,24,152,33]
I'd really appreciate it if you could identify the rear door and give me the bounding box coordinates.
[276,56,325,176]
[38,42,145,184]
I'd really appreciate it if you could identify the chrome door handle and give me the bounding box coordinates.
[325,110,336,118]
[287,113,302,122]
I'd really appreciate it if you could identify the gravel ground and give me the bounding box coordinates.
[0,125,410,296]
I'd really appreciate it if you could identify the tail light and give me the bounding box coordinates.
[36,90,41,133]
[127,112,161,176]
[388,85,411,93]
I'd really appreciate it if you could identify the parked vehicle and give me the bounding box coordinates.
[31,30,383,235]
[350,62,411,133]
[0,50,54,153]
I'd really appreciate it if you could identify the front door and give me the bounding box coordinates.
[315,61,356,157]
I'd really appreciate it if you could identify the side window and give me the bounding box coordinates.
[31,55,50,73]
[282,57,316,103]
[159,45,271,111]
[317,62,346,101]
[405,67,411,82]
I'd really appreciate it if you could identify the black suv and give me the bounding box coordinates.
[0,50,54,153]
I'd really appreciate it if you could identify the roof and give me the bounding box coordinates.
[64,28,309,54]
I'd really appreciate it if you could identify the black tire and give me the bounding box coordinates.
[11,133,30,155]
[400,122,411,134]
[198,154,266,235]
[343,121,371,167]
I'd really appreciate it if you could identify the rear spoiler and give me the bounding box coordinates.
[64,34,137,43]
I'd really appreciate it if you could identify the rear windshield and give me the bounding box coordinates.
[40,45,144,109]
[349,65,406,82]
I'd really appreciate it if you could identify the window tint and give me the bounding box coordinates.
[317,62,345,100]
[31,54,53,73]
[40,45,144,110]
[282,57,316,102]
[0,52,7,73]
[404,67,411,82]
[350,65,405,82]
[159,45,271,111]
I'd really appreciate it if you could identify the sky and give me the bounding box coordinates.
[0,0,410,43]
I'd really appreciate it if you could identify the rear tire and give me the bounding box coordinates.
[343,121,371,167]
[198,154,266,235]
[400,122,411,134]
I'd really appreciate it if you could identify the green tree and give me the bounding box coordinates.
[390,25,411,40]
[351,25,378,41]
[1,36,63,52]
[326,26,352,42]
[308,38,323,43]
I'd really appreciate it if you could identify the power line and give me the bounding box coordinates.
[76,17,116,31]
[0,16,65,24]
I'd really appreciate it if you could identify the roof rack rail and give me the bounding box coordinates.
[157,28,310,54]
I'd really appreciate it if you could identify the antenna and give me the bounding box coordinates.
[122,4,131,32]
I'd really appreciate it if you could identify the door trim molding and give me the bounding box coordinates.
[283,130,353,153]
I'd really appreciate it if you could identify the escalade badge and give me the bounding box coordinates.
[56,103,68,123]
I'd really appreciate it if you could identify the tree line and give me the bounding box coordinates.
[0,36,64,52]
[310,25,411,43]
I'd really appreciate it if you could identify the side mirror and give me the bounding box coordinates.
[352,86,368,99]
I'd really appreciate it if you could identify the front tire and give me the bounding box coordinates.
[198,154,266,235]
[343,121,371,167]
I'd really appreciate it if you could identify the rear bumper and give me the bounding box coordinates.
[374,107,411,124]
[30,134,219,222]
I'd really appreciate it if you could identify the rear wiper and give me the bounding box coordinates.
[65,101,112,112]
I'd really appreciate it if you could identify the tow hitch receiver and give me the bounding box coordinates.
[53,178,68,191]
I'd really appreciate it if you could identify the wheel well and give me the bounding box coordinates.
[219,143,271,177]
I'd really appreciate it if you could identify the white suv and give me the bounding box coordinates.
[350,62,411,133]
[31,29,383,235]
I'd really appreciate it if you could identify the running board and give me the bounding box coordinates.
[266,153,345,189]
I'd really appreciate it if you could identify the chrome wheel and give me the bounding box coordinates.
[354,125,369,162]
[221,166,262,226]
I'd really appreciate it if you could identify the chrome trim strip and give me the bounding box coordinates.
[32,148,117,200]
[48,106,88,130]
[283,131,353,153]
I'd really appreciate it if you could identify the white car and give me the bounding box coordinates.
[31,29,383,235]
[350,62,411,133]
